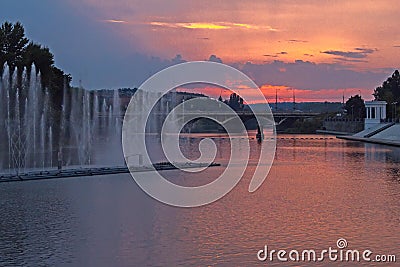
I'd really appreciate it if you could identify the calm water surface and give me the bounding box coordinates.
[0,134,399,266]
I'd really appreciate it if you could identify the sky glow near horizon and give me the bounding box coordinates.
[1,0,399,101]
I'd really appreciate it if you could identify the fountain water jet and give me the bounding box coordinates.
[0,64,127,173]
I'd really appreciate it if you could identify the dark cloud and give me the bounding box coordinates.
[208,54,223,63]
[171,54,186,64]
[333,57,368,63]
[263,52,287,57]
[197,37,210,40]
[232,60,390,91]
[287,39,308,43]
[322,50,365,58]
[393,45,400,48]
[321,48,377,59]
[354,47,377,53]
[304,54,314,57]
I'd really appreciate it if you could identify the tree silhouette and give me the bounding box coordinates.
[0,21,28,71]
[345,95,365,119]
[227,93,244,111]
[0,21,71,89]
[373,70,400,118]
[23,42,54,74]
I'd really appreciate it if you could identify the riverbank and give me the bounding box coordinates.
[316,129,353,136]
[337,135,400,147]
[336,123,400,147]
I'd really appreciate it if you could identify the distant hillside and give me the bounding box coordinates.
[95,88,343,114]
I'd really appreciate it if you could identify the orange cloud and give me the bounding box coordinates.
[83,0,400,69]
[150,22,229,30]
[149,21,278,31]
[103,19,127,24]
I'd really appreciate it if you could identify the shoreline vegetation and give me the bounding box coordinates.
[0,21,71,109]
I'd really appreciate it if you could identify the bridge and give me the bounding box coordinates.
[122,110,319,120]
[141,110,320,126]
[118,109,321,134]
[271,111,320,118]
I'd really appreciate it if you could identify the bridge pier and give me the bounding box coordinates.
[57,151,62,170]
[256,125,264,141]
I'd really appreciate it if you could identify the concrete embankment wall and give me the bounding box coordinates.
[353,123,392,137]
[323,119,364,134]
[371,124,400,141]
[337,123,400,147]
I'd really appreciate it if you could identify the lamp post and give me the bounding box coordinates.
[351,105,354,120]
[392,102,398,122]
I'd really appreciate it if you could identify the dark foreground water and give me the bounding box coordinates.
[0,134,399,266]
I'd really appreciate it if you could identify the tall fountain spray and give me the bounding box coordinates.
[0,63,126,173]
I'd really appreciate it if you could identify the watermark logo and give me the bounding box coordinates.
[257,238,396,263]
[336,238,348,249]
[122,61,276,207]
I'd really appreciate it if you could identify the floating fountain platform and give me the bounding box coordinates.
[0,162,220,183]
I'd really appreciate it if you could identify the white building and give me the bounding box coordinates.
[364,101,387,129]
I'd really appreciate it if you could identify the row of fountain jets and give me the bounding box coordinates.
[0,64,122,173]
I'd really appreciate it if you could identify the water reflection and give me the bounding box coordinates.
[0,135,399,266]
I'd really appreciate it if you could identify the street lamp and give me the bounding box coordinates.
[351,105,354,120]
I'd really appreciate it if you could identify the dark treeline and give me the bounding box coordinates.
[0,21,71,84]
[0,21,71,115]
[345,95,365,119]
[374,70,400,118]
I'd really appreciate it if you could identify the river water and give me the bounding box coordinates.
[0,134,399,266]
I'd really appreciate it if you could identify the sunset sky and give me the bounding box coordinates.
[2,0,400,102]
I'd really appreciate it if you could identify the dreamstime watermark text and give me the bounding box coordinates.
[257,238,396,263]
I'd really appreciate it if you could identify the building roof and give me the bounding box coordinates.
[365,100,387,106]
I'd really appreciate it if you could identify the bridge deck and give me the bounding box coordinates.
[0,162,220,183]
